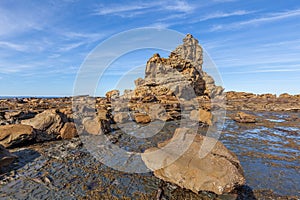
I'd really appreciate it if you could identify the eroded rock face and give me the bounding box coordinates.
[233,112,256,123]
[113,112,130,123]
[112,34,224,124]
[21,109,67,135]
[60,122,78,139]
[0,144,17,168]
[133,113,151,124]
[142,128,245,195]
[83,117,111,135]
[173,34,224,97]
[0,124,36,148]
[135,52,206,100]
[190,109,212,125]
[106,90,120,101]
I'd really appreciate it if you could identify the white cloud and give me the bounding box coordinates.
[200,10,255,21]
[0,41,27,52]
[0,5,52,37]
[165,1,194,13]
[94,1,195,17]
[210,8,300,31]
[58,42,85,52]
[212,0,238,2]
[223,68,300,75]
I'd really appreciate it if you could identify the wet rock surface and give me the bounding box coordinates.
[0,111,298,199]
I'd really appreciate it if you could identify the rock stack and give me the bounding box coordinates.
[109,34,225,126]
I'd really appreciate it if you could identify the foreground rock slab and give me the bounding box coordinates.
[0,124,36,148]
[142,128,245,195]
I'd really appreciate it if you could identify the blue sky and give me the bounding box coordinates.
[0,0,300,96]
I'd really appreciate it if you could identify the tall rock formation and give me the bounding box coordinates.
[131,34,223,101]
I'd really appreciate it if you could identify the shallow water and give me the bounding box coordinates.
[221,111,300,196]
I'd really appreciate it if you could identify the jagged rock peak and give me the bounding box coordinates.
[183,33,199,45]
[173,34,203,70]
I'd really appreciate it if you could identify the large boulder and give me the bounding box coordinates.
[113,112,130,123]
[83,117,111,135]
[0,144,17,168]
[0,124,36,148]
[21,109,67,135]
[60,122,78,139]
[133,113,151,124]
[142,128,245,195]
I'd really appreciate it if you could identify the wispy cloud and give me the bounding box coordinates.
[210,8,300,31]
[58,42,85,52]
[200,10,255,21]
[223,68,300,75]
[212,0,238,2]
[94,1,194,17]
[0,41,27,52]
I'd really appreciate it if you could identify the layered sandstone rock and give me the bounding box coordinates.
[83,117,111,135]
[60,122,78,139]
[111,34,224,124]
[142,128,245,195]
[0,124,36,148]
[21,109,67,135]
[189,108,212,125]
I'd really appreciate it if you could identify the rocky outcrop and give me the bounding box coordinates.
[21,109,67,135]
[172,34,224,97]
[110,34,224,125]
[233,112,256,123]
[142,128,245,195]
[0,124,36,148]
[226,91,300,111]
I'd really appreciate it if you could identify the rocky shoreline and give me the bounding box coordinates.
[1,34,299,199]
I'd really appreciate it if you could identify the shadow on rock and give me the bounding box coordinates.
[0,148,41,175]
[235,185,257,200]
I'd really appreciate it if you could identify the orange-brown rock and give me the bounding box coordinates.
[233,112,256,123]
[83,117,110,135]
[60,122,78,139]
[134,113,151,124]
[106,90,120,101]
[142,128,245,195]
[0,124,36,148]
[190,109,212,125]
[21,109,67,135]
